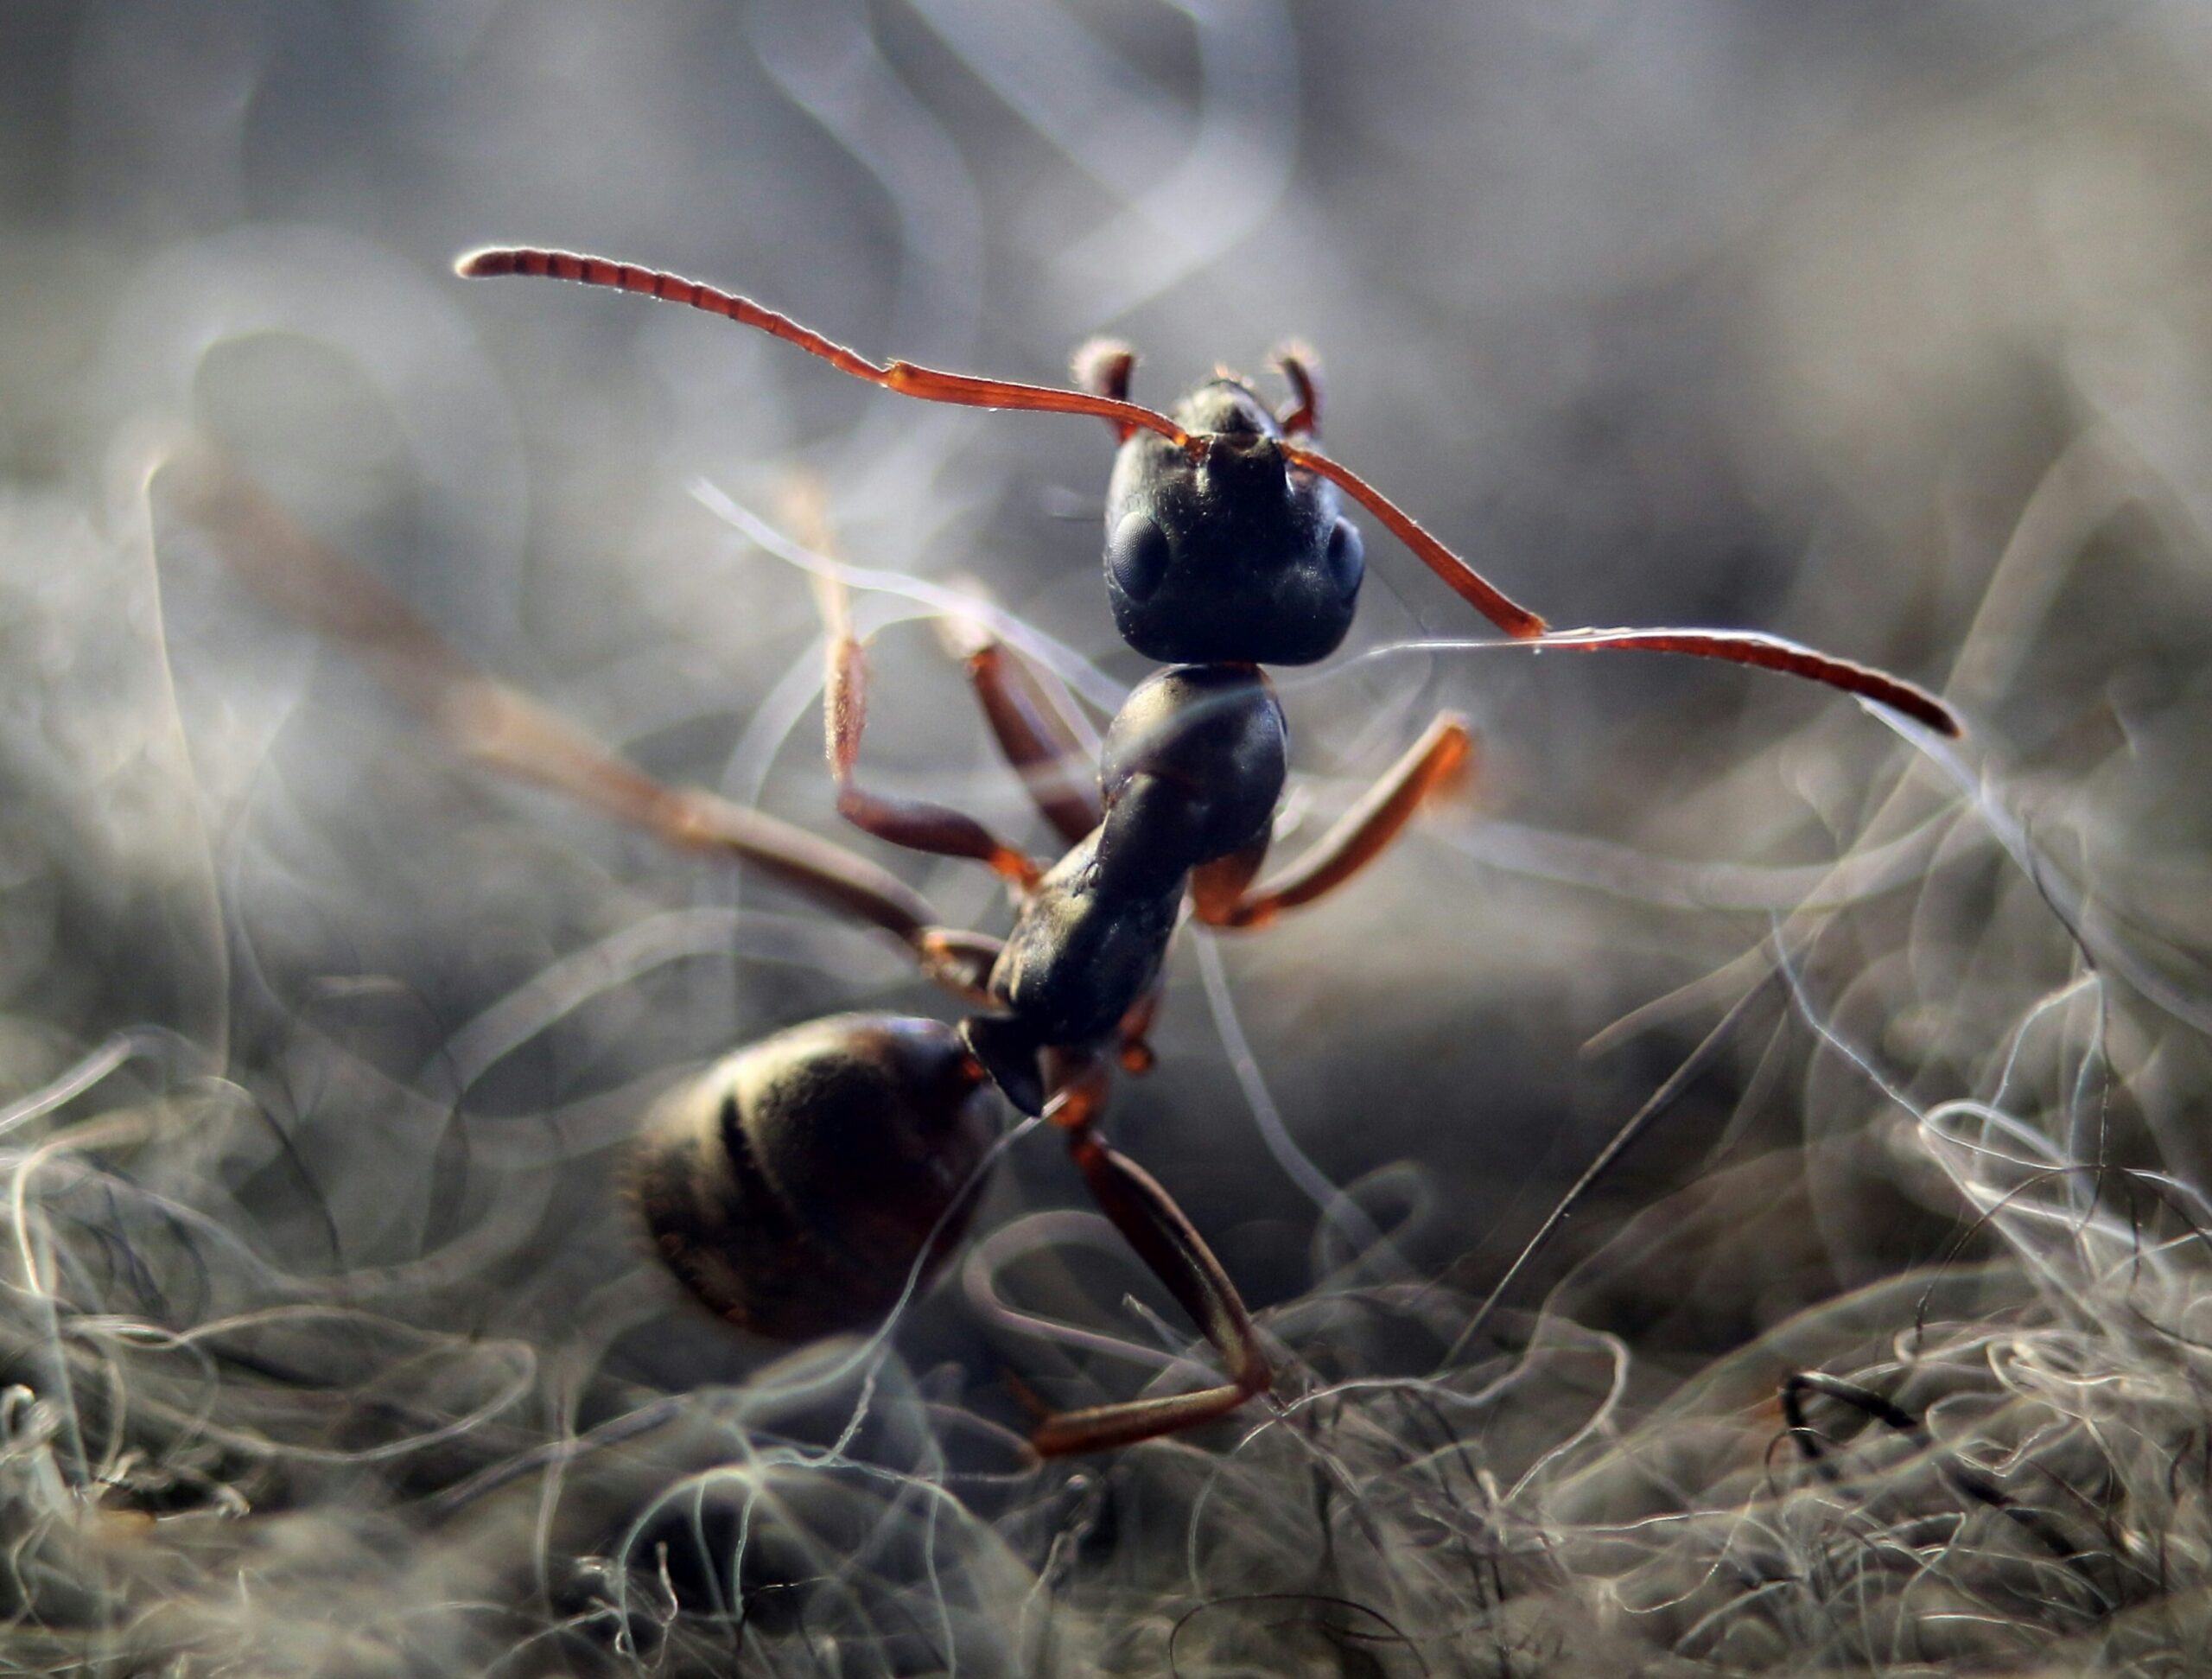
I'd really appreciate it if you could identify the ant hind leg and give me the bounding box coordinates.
[1020,1069,1272,1456]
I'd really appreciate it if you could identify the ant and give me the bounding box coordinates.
[175,249,1961,1459]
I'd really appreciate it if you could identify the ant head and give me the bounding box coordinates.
[1101,378,1364,667]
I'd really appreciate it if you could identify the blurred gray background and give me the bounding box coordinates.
[4,3,2212,1673]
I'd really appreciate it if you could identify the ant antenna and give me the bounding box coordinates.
[455,247,1553,642]
[456,246,1964,734]
[455,247,1190,443]
[1279,444,1548,639]
[1524,627,1960,736]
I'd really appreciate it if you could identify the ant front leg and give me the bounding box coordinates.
[1023,1062,1272,1457]
[813,569,1046,892]
[1194,713,1476,931]
[935,607,1103,848]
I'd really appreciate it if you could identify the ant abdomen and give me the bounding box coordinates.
[629,1015,1000,1339]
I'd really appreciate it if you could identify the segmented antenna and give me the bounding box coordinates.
[456,245,1961,734]
[1528,627,1959,735]
[455,247,1189,442]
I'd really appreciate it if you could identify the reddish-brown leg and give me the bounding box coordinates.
[935,603,1139,1058]
[1189,834,1271,925]
[1022,1065,1273,1457]
[159,442,1002,1004]
[817,575,1044,892]
[1198,714,1476,931]
[935,612,1102,847]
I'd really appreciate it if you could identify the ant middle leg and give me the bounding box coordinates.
[1193,712,1476,931]
[1023,1061,1272,1457]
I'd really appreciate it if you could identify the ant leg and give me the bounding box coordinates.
[1023,1068,1271,1456]
[1270,340,1321,437]
[817,572,1046,891]
[1190,834,1270,925]
[1114,985,1162,1076]
[1198,714,1476,931]
[935,609,1103,847]
[158,442,1001,1003]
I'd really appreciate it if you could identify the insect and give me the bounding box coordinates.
[177,250,1961,1458]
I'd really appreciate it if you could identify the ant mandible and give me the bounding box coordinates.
[202,250,1962,1458]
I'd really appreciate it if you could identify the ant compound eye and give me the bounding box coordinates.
[1105,511,1172,605]
[1325,517,1365,602]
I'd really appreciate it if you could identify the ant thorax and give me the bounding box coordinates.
[967,664,1289,1111]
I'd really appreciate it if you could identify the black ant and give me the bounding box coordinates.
[175,250,1961,1458]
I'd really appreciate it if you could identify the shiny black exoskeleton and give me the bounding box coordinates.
[1103,382,1363,666]
[966,662,1290,1112]
[630,1014,997,1338]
